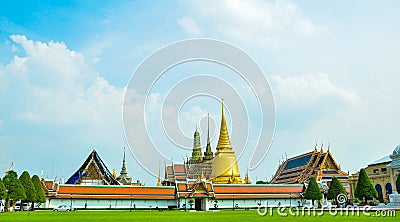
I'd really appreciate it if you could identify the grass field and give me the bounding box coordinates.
[0,209,398,222]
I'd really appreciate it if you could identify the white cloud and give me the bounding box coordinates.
[1,35,124,128]
[0,35,126,175]
[177,17,202,36]
[182,106,208,127]
[9,35,97,90]
[268,72,400,174]
[182,0,319,46]
[0,66,7,93]
[6,55,28,77]
[271,73,358,106]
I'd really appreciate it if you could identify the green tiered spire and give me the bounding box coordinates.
[190,126,203,163]
[116,148,132,185]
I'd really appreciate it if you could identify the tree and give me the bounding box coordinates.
[0,179,7,200]
[396,173,400,192]
[256,180,268,184]
[19,171,36,211]
[354,168,377,204]
[32,175,46,210]
[304,177,322,207]
[327,177,346,204]
[3,171,26,209]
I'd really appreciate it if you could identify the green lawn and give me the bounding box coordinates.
[0,209,398,222]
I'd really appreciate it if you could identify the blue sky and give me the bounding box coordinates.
[0,0,399,184]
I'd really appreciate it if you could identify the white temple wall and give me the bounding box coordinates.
[214,198,302,209]
[175,198,303,211]
[48,198,177,209]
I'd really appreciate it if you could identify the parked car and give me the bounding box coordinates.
[23,203,32,211]
[53,205,74,212]
[14,202,32,211]
[14,202,21,211]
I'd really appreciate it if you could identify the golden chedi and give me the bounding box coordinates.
[211,100,242,184]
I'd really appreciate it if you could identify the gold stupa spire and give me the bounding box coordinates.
[216,99,232,149]
[200,171,205,180]
[112,168,117,178]
[211,99,242,184]
[157,163,162,186]
[243,169,252,184]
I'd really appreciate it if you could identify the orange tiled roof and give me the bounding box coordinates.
[173,164,186,174]
[56,194,174,200]
[55,185,175,200]
[213,184,304,199]
[167,166,173,174]
[175,180,215,199]
[44,181,54,190]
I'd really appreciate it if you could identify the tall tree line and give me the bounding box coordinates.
[0,170,46,211]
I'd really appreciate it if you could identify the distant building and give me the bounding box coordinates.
[349,144,400,203]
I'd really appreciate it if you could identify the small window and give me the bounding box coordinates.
[373,169,379,174]
[381,168,387,173]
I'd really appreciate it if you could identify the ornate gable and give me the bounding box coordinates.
[82,161,102,180]
[175,180,215,199]
[320,151,340,171]
[66,150,120,185]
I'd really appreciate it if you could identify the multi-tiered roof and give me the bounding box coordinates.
[271,146,348,184]
[66,150,120,185]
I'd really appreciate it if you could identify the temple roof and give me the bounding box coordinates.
[394,144,400,156]
[66,150,120,185]
[175,180,215,199]
[164,163,188,183]
[46,181,305,201]
[271,147,348,184]
[283,152,313,170]
[368,155,391,166]
[55,185,175,200]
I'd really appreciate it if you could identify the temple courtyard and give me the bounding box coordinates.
[0,210,397,221]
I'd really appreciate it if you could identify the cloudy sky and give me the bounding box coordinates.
[0,0,399,184]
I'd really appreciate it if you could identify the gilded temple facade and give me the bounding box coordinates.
[165,100,243,184]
